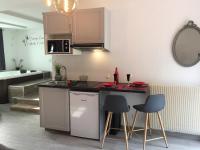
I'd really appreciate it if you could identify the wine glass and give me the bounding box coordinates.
[126,74,131,86]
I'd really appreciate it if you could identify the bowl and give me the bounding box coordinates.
[20,69,27,74]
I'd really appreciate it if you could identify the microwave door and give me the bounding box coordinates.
[48,41,55,53]
[48,40,62,53]
[56,40,62,52]
[50,44,54,53]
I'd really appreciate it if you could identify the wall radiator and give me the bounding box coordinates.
[150,84,200,135]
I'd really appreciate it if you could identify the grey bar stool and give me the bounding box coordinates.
[130,94,168,150]
[101,95,130,150]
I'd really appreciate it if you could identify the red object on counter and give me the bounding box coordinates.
[102,82,114,87]
[133,81,145,85]
[116,84,124,90]
[132,81,148,87]
[114,67,119,85]
[67,80,72,86]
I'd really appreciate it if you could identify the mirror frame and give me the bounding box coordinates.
[172,21,200,67]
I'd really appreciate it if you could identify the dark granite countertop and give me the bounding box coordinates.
[38,80,149,94]
[100,84,149,93]
[38,81,68,89]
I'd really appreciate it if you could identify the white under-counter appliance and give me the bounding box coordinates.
[70,91,99,139]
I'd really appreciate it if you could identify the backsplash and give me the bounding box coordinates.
[52,51,114,82]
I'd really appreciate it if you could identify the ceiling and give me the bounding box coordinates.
[0,0,51,29]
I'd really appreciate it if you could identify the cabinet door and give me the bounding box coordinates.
[70,92,99,139]
[39,88,70,131]
[43,12,72,34]
[72,8,104,43]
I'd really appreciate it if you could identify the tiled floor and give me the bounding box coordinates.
[0,104,200,150]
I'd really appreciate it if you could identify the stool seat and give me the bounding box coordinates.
[133,94,165,113]
[101,94,130,150]
[104,95,130,113]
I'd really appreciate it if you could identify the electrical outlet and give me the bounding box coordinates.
[106,74,111,80]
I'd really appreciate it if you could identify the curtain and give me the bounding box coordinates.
[0,28,5,70]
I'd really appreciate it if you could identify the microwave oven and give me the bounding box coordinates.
[47,39,71,54]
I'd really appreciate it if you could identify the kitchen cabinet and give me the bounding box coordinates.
[43,12,82,55]
[72,8,108,45]
[43,12,72,34]
[70,91,99,139]
[39,87,70,131]
[43,8,110,50]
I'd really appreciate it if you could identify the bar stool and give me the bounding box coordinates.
[101,95,130,150]
[130,94,168,150]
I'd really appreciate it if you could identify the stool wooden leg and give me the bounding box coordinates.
[148,113,152,136]
[143,113,149,150]
[125,113,130,138]
[130,111,138,138]
[101,112,112,149]
[107,112,113,135]
[157,112,168,148]
[123,113,129,150]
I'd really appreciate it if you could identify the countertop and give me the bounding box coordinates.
[38,81,68,89]
[38,81,149,93]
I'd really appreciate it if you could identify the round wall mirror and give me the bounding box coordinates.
[172,21,200,67]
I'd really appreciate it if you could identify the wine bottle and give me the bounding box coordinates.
[114,67,119,85]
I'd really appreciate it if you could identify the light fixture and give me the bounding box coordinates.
[45,0,78,13]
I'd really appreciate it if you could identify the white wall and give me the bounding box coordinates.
[3,28,52,71]
[53,0,200,85]
[3,29,18,70]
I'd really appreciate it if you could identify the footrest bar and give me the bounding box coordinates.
[132,128,151,132]
[146,137,164,142]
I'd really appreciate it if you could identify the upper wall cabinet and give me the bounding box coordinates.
[72,7,110,49]
[43,12,72,34]
[72,8,104,44]
[43,7,110,51]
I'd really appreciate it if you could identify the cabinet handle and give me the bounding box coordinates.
[81,99,87,102]
[69,24,72,33]
[85,94,98,97]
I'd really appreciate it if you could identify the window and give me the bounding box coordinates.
[0,29,5,70]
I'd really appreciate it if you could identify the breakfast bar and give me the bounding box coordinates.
[39,80,150,140]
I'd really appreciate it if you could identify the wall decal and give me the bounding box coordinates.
[22,34,44,46]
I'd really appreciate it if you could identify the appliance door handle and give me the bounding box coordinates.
[84,94,98,97]
[71,92,81,96]
[71,92,98,97]
[81,99,87,102]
